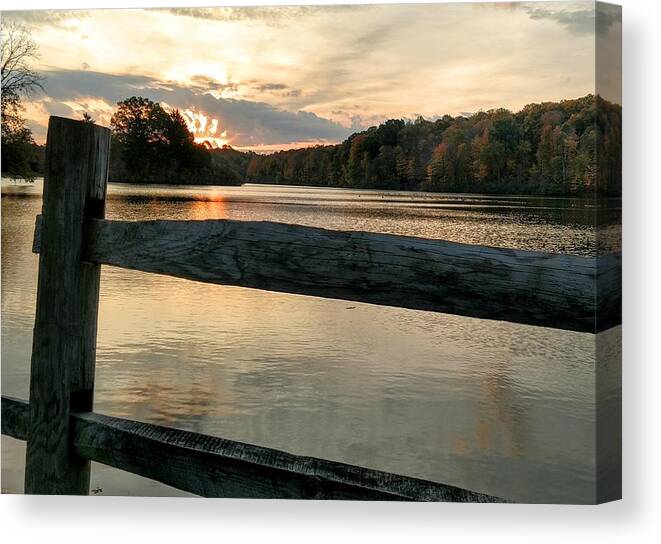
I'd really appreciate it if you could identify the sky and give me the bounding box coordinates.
[2,2,620,151]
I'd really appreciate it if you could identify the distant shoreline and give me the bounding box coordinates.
[2,177,621,201]
[106,179,615,198]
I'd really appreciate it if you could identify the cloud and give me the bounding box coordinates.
[250,82,302,98]
[524,6,596,35]
[0,10,89,28]
[188,75,238,94]
[35,69,351,146]
[12,3,600,141]
[483,2,617,36]
[256,83,288,92]
[39,69,156,104]
[156,6,319,26]
[329,110,390,132]
[596,3,621,35]
[513,2,618,36]
[42,101,76,118]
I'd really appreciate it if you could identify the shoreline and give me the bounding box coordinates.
[2,177,622,201]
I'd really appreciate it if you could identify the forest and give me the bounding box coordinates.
[5,94,621,196]
[245,94,621,196]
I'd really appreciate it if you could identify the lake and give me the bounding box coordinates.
[1,180,621,502]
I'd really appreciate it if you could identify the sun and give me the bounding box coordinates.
[182,109,230,148]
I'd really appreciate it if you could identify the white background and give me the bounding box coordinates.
[0,0,659,542]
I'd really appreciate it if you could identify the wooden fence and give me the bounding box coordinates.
[1,116,621,500]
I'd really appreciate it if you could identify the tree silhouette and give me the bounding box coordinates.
[1,23,45,180]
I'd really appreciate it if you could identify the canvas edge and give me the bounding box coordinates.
[595,0,622,505]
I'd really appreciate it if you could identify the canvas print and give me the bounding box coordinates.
[1,1,621,503]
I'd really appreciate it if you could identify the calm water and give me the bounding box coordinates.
[1,180,621,502]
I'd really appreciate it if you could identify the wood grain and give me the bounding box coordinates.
[24,117,109,495]
[34,217,619,332]
[75,124,110,412]
[2,396,509,502]
[1,396,29,441]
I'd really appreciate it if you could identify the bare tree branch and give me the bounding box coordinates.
[1,22,42,181]
[1,22,45,100]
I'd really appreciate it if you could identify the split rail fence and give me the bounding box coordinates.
[1,117,621,500]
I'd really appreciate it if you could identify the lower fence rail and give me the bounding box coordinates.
[2,395,508,502]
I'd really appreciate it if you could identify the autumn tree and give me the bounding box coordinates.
[208,94,618,196]
[346,133,368,186]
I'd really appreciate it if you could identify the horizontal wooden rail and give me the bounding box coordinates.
[2,396,508,502]
[2,396,29,441]
[33,216,620,332]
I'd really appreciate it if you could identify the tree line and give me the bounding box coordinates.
[246,94,621,196]
[95,92,624,196]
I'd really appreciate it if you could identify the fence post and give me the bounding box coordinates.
[24,116,110,494]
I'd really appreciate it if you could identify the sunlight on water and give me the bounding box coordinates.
[1,181,620,502]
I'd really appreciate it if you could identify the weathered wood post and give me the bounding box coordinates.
[24,117,110,494]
